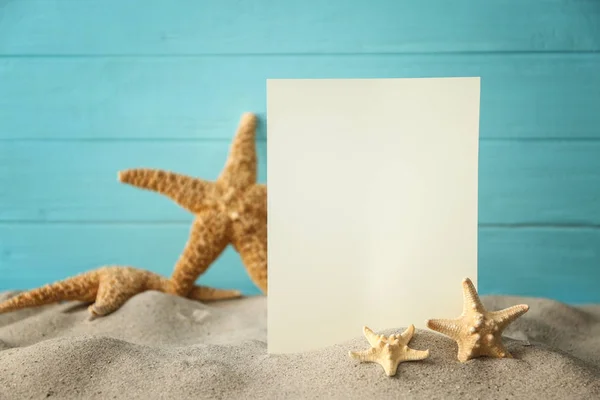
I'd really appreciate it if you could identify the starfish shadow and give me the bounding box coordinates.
[60,301,93,314]
[0,338,13,350]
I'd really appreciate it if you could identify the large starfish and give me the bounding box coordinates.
[349,325,430,377]
[0,266,241,319]
[118,113,267,296]
[426,277,529,362]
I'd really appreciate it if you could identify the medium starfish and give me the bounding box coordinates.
[426,277,529,362]
[349,325,430,377]
[118,113,267,296]
[0,266,241,319]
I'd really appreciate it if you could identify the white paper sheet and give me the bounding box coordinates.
[266,77,480,354]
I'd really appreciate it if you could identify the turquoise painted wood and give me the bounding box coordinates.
[1,55,599,140]
[478,228,600,304]
[1,224,598,303]
[2,140,600,225]
[0,0,599,303]
[0,223,259,295]
[1,0,599,54]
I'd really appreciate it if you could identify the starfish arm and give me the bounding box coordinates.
[118,168,214,213]
[461,277,486,314]
[231,232,267,294]
[89,285,137,318]
[0,271,99,314]
[243,184,267,216]
[349,348,377,362]
[88,267,148,317]
[399,324,415,344]
[143,269,175,292]
[231,217,267,294]
[484,342,512,359]
[426,318,463,339]
[456,340,476,362]
[217,113,258,191]
[403,347,430,361]
[382,359,400,377]
[137,263,242,302]
[489,304,530,331]
[362,326,381,347]
[187,285,242,301]
[169,210,232,296]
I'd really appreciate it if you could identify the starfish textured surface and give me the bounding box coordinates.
[0,266,241,319]
[426,277,530,362]
[118,113,267,296]
[349,325,430,377]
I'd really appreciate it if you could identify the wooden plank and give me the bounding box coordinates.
[1,54,598,140]
[0,222,263,296]
[0,0,598,55]
[478,140,600,226]
[0,140,268,222]
[1,140,599,225]
[478,227,600,305]
[0,224,597,304]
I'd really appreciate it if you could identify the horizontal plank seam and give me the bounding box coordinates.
[1,221,600,229]
[0,138,268,143]
[0,51,599,58]
[1,138,600,143]
[479,223,600,229]
[480,138,600,143]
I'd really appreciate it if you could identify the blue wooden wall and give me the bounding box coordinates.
[0,0,599,304]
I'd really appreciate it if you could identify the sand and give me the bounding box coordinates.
[0,291,598,400]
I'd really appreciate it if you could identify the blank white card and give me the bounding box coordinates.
[266,78,480,354]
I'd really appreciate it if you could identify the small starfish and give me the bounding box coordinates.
[118,113,267,296]
[349,325,430,377]
[0,266,241,319]
[426,277,529,362]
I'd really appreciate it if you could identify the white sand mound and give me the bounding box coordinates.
[0,291,598,399]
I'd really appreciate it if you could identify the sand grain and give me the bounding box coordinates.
[0,291,598,399]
